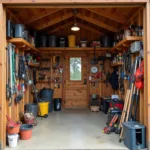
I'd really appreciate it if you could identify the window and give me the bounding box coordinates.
[70,57,82,81]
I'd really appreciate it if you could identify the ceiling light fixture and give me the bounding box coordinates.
[71,9,80,31]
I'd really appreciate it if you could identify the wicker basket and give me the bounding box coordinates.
[90,106,100,112]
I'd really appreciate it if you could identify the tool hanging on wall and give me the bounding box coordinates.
[18,56,26,80]
[6,43,16,106]
[58,66,63,82]
[124,48,132,74]
[15,51,19,79]
[6,44,10,100]
[119,67,125,95]
[33,68,37,85]
[52,55,60,69]
[91,44,99,65]
[135,60,144,89]
[54,77,60,88]
[15,84,23,103]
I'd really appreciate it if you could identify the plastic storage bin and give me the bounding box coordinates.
[123,121,146,150]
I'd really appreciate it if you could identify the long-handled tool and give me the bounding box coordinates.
[128,85,136,121]
[6,43,16,106]
[119,56,139,142]
[6,45,10,100]
[133,88,140,121]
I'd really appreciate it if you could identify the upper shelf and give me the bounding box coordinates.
[38,47,111,51]
[111,36,143,51]
[111,62,123,67]
[7,38,38,52]
[28,62,40,67]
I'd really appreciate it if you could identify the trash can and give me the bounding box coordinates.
[39,88,54,112]
[54,98,62,111]
[38,101,49,116]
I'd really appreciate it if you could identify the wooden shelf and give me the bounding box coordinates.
[28,62,40,67]
[111,36,143,51]
[89,79,104,83]
[38,47,111,51]
[7,38,38,52]
[111,62,123,67]
[37,81,62,84]
[37,81,50,83]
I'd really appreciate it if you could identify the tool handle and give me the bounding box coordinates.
[133,90,140,121]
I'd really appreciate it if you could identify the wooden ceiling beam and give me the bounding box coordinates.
[121,7,143,29]
[77,23,104,35]
[35,12,73,30]
[6,9,23,23]
[76,13,117,32]
[25,8,63,25]
[85,8,125,24]
[48,22,73,33]
[4,4,144,8]
[48,21,104,35]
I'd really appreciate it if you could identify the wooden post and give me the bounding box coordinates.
[0,3,6,150]
[143,2,150,148]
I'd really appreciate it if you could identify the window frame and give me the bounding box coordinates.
[69,57,83,82]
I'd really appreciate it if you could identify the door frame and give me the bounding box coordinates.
[63,52,88,109]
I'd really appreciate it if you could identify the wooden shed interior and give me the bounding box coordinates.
[0,3,148,150]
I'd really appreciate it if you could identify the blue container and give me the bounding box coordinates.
[123,121,146,150]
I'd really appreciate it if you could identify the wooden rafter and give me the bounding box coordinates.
[25,8,63,24]
[35,12,73,30]
[76,13,117,32]
[121,7,143,29]
[6,9,23,23]
[48,21,104,35]
[77,23,104,35]
[48,22,73,33]
[85,8,125,24]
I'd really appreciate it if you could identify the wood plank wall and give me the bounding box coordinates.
[0,3,6,150]
[35,51,114,109]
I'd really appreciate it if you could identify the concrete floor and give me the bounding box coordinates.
[5,109,128,150]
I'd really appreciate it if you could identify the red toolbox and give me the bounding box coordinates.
[109,100,124,110]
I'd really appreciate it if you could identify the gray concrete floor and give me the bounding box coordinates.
[5,109,128,150]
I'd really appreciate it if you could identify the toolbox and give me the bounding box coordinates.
[109,99,124,110]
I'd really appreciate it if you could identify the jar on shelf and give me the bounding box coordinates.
[124,29,131,37]
[139,26,143,36]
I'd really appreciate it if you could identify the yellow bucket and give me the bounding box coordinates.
[38,102,49,116]
[68,35,75,48]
